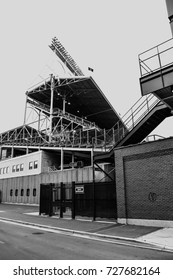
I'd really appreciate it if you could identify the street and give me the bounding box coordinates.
[0,220,173,260]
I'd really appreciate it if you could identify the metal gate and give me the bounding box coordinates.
[39,183,73,217]
[39,183,53,216]
[39,181,117,220]
[74,181,117,219]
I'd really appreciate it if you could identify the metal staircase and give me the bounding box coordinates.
[94,93,172,162]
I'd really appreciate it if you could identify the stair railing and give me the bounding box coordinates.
[93,93,161,150]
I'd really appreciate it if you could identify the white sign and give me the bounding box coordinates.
[75,185,84,194]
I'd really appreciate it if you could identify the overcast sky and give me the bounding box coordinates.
[0,0,172,136]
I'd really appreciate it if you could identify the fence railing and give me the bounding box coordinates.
[139,38,173,77]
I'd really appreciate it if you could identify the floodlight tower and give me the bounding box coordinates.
[49,37,84,76]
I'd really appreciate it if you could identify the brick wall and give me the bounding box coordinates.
[114,137,173,223]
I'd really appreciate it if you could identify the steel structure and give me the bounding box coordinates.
[1,34,172,156]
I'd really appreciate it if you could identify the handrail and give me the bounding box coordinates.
[139,37,173,77]
[92,93,161,151]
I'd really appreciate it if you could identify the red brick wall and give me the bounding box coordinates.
[114,138,173,221]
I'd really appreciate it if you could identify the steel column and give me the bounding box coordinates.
[49,74,54,142]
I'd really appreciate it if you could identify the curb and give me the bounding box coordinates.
[0,216,173,253]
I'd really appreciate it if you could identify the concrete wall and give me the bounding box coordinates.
[0,148,111,205]
[0,151,42,179]
[115,137,173,227]
[0,166,94,205]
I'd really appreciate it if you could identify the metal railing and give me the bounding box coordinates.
[92,93,161,150]
[27,98,98,130]
[139,38,173,77]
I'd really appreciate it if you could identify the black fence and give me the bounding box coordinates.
[39,181,117,220]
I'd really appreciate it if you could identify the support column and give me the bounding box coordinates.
[11,146,14,158]
[38,110,41,131]
[91,149,94,167]
[23,93,28,125]
[60,148,64,171]
[63,95,66,114]
[71,152,75,168]
[49,74,54,142]
[92,159,96,221]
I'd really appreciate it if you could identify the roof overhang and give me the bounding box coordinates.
[27,76,124,129]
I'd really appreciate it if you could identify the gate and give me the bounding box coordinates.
[39,183,73,217]
[74,181,117,219]
[39,181,117,220]
[39,183,53,216]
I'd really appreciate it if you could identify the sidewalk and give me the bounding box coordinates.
[0,203,173,252]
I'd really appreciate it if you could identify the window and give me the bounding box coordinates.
[6,167,9,174]
[34,161,38,169]
[0,168,2,175]
[33,188,36,197]
[29,162,33,170]
[16,164,20,172]
[10,189,13,196]
[26,188,30,196]
[21,189,24,196]
[15,189,18,196]
[20,164,24,171]
[3,167,6,174]
[12,165,16,173]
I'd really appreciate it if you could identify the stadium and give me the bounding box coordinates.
[0,0,173,227]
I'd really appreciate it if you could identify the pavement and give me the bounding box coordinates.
[0,203,173,252]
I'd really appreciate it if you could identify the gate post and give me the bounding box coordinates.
[93,163,96,221]
[60,182,63,218]
[48,183,54,217]
[72,181,75,219]
[93,181,96,221]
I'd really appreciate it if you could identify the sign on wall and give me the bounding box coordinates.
[75,185,84,194]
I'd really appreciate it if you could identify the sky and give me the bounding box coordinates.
[0,0,172,137]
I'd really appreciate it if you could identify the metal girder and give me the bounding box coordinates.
[27,76,89,94]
